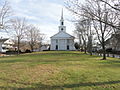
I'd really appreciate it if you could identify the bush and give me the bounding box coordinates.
[25,49,31,53]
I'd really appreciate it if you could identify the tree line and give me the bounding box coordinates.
[0,1,45,54]
[66,0,120,60]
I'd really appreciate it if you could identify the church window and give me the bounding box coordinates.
[56,45,58,50]
[67,39,69,43]
[56,40,58,43]
[61,28,63,31]
[61,22,64,25]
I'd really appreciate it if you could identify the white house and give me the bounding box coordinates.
[0,38,9,53]
[0,38,15,53]
[50,10,75,51]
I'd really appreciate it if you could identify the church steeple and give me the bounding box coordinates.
[59,9,66,32]
[61,8,63,20]
[60,8,64,26]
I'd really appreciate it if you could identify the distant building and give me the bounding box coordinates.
[0,38,9,53]
[106,34,120,51]
[33,44,50,51]
[50,10,75,51]
[0,38,14,53]
[40,44,50,51]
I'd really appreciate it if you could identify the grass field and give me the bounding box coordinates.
[0,51,120,90]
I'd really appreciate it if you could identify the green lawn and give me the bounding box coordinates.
[0,51,120,90]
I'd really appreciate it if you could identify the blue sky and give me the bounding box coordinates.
[1,0,83,43]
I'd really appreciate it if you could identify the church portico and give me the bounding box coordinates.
[50,9,75,51]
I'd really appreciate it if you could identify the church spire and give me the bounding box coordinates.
[60,8,64,26]
[61,8,63,20]
[59,9,66,32]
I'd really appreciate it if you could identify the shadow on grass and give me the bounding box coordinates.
[0,59,74,64]
[104,60,120,64]
[0,59,26,63]
[23,52,83,56]
[0,52,98,64]
[99,60,120,68]
[32,80,120,89]
[0,55,87,64]
[0,79,120,90]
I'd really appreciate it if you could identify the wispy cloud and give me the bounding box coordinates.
[1,0,76,42]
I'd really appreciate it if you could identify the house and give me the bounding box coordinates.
[0,38,9,53]
[106,34,120,51]
[50,10,75,51]
[0,38,15,53]
[33,44,50,51]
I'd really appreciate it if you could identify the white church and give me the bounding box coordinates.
[50,10,75,51]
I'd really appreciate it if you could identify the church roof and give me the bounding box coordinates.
[50,31,75,39]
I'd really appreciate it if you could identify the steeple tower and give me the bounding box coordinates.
[61,8,63,19]
[59,9,66,32]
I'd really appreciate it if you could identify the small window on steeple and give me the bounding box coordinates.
[61,28,63,31]
[61,22,64,25]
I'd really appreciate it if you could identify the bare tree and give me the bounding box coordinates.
[66,0,120,29]
[66,0,116,60]
[100,0,120,11]
[0,1,12,30]
[84,0,113,60]
[11,18,27,54]
[26,25,43,52]
[75,19,88,54]
[37,33,46,51]
[75,17,93,55]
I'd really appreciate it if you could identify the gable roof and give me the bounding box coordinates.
[50,31,75,39]
[0,38,9,42]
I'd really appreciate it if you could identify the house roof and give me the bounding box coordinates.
[0,38,9,42]
[50,31,75,39]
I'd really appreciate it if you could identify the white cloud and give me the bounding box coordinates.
[7,0,22,3]
[2,0,76,43]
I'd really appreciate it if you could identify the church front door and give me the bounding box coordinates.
[56,45,58,50]
[67,45,69,50]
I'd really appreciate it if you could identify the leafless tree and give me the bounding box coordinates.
[0,1,12,30]
[66,0,120,29]
[100,0,120,11]
[11,18,27,54]
[85,0,113,60]
[37,33,46,51]
[75,17,93,55]
[65,0,116,60]
[75,18,88,53]
[25,25,44,52]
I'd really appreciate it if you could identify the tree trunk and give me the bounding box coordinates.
[102,41,106,60]
[30,44,34,52]
[39,42,42,51]
[17,36,20,55]
[84,47,87,54]
[84,44,87,54]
